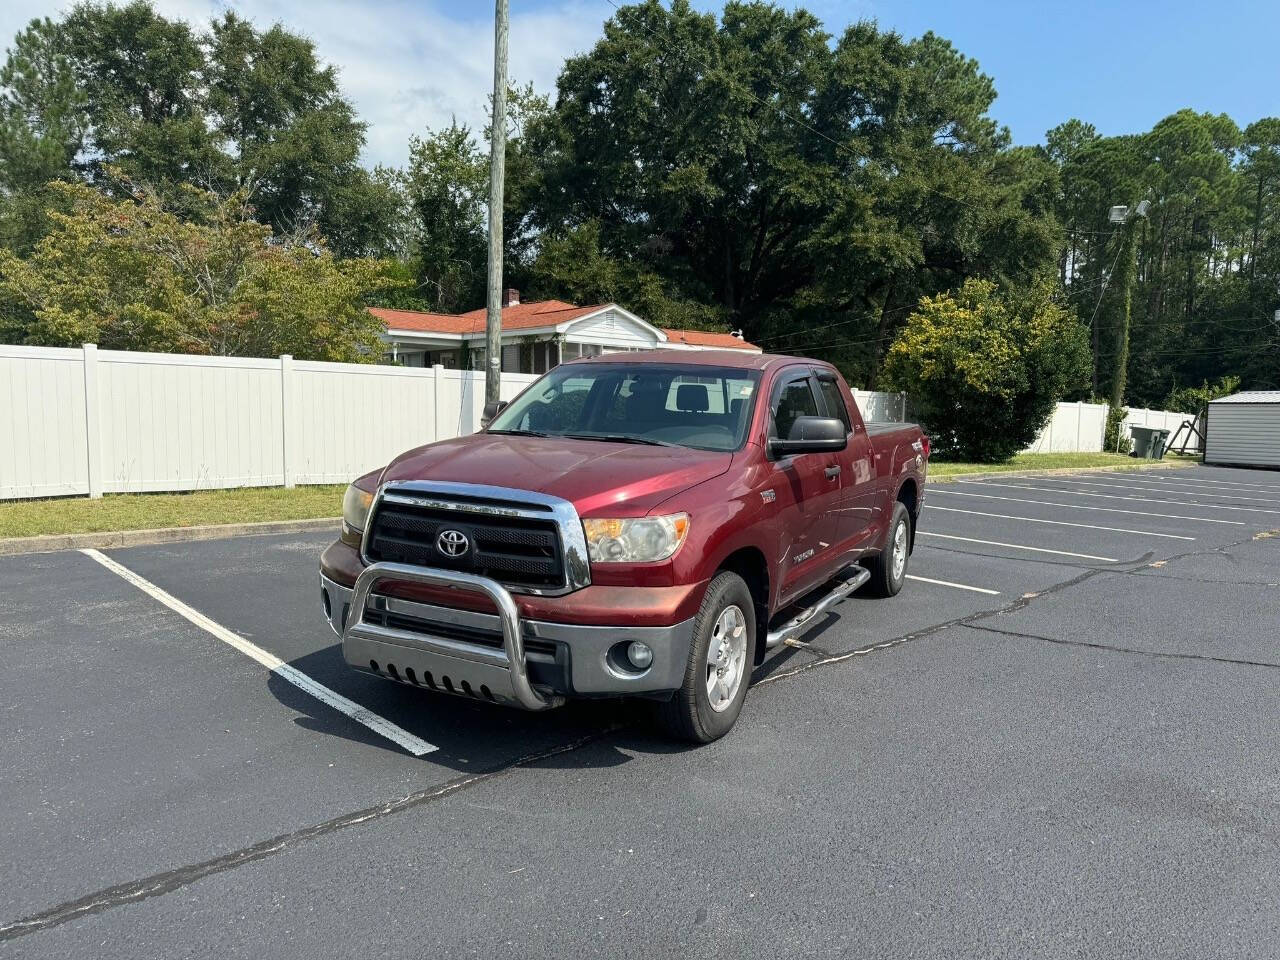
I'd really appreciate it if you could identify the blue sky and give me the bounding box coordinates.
[803,0,1279,144]
[2,0,1275,166]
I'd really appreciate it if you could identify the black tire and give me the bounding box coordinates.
[656,571,756,744]
[866,501,911,597]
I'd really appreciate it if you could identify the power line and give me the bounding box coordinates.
[765,328,913,356]
[753,302,915,346]
[1084,237,1126,331]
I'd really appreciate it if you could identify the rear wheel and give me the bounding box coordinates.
[866,501,911,597]
[656,571,755,743]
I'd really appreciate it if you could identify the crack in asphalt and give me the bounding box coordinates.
[757,557,1141,687]
[1122,569,1280,586]
[962,621,1280,671]
[0,728,617,943]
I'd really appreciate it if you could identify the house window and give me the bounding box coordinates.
[562,342,603,361]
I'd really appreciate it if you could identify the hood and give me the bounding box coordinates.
[380,433,733,516]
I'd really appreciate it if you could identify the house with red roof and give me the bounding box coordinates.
[369,289,760,374]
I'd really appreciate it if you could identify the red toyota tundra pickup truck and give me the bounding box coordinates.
[319,350,928,741]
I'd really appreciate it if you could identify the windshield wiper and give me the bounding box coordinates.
[563,433,676,447]
[487,428,551,437]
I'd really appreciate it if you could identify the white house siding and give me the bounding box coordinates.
[563,309,661,348]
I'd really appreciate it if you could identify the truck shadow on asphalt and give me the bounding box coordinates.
[268,637,823,770]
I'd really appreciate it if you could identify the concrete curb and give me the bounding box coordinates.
[0,517,341,557]
[930,459,1199,484]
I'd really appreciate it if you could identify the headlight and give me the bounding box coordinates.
[582,513,689,563]
[342,484,374,536]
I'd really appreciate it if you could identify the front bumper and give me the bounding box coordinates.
[320,565,694,709]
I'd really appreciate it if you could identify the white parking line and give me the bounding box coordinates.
[959,479,1280,516]
[1102,473,1280,491]
[930,488,1244,524]
[905,574,1000,595]
[1033,476,1280,504]
[917,531,1118,563]
[1094,474,1280,495]
[81,548,437,757]
[924,505,1195,539]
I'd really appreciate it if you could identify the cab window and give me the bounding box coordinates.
[770,378,819,440]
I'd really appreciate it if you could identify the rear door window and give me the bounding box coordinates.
[817,377,852,433]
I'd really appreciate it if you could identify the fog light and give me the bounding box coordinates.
[626,641,653,670]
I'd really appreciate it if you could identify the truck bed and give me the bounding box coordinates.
[865,420,923,441]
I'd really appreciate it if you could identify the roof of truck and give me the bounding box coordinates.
[570,349,810,371]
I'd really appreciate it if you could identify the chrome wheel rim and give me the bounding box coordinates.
[891,519,908,582]
[706,604,748,713]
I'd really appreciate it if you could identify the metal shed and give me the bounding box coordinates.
[1204,391,1280,468]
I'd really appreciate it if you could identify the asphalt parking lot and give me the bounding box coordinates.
[3,464,1280,959]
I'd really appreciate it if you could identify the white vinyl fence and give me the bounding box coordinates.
[868,396,1197,455]
[1023,401,1110,453]
[852,389,909,423]
[1,344,538,500]
[0,343,1199,501]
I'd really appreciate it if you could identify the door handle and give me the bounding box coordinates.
[824,465,841,480]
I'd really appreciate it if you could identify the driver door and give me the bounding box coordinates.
[767,372,846,605]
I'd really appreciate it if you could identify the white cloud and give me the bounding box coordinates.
[0,0,605,169]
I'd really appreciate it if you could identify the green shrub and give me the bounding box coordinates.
[1165,376,1240,415]
[883,279,1091,462]
[1104,404,1132,454]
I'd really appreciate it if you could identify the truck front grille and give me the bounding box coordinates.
[366,496,566,591]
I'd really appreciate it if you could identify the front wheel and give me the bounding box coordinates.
[866,501,911,597]
[656,571,755,743]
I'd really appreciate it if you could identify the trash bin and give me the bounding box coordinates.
[1150,428,1171,460]
[1131,426,1171,459]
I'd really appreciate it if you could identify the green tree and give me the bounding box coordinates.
[0,18,86,194]
[1165,376,1240,415]
[530,220,727,329]
[59,1,219,189]
[1046,109,1280,404]
[0,177,393,359]
[0,2,403,256]
[529,2,1062,383]
[882,279,1090,462]
[402,122,488,312]
[204,11,374,252]
[0,18,89,254]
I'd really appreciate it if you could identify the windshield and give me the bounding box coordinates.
[487,362,761,452]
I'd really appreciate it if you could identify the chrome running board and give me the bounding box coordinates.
[765,567,870,649]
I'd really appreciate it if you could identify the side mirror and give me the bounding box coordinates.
[481,399,508,428]
[768,416,848,458]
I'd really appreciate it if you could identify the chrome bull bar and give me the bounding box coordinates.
[344,561,563,711]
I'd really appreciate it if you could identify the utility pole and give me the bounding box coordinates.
[1110,217,1137,409]
[1106,200,1150,409]
[484,0,509,406]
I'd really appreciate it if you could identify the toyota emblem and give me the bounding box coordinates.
[436,528,470,558]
